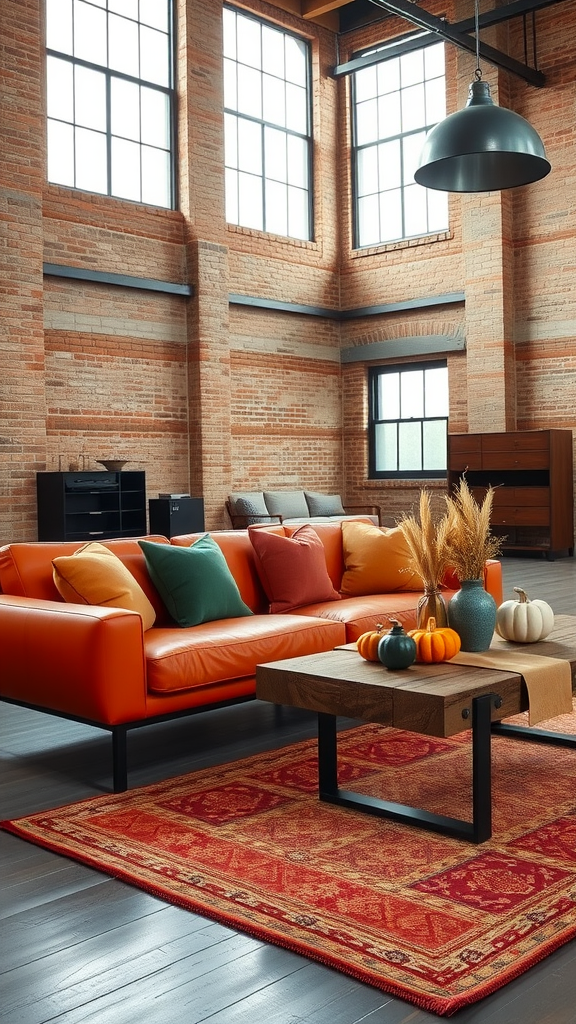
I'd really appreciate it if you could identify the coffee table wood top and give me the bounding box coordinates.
[257,615,576,739]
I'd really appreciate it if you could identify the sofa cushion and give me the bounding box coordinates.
[304,491,345,517]
[248,524,340,613]
[264,490,309,519]
[139,535,253,627]
[340,520,424,595]
[52,542,157,630]
[229,491,279,525]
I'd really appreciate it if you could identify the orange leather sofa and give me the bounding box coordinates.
[0,524,502,792]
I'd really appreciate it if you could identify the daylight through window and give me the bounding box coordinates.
[223,5,312,240]
[369,362,449,478]
[353,38,448,247]
[46,0,174,208]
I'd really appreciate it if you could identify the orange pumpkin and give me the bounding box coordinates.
[408,617,461,663]
[357,624,386,662]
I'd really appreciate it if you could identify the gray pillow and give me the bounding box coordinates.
[305,491,345,517]
[264,490,309,518]
[229,492,278,526]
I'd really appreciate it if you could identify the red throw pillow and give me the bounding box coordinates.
[249,525,341,613]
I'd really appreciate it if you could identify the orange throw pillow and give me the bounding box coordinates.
[340,520,423,595]
[249,525,341,613]
[53,542,156,630]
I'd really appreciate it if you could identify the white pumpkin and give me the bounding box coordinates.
[495,587,554,643]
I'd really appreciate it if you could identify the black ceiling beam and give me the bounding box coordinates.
[334,0,546,85]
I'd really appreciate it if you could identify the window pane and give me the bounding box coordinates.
[379,189,402,242]
[377,57,400,95]
[223,58,238,110]
[224,113,238,168]
[285,82,306,133]
[287,184,308,239]
[425,366,449,415]
[46,0,72,53]
[74,1,107,65]
[238,118,262,174]
[287,134,307,188]
[398,421,422,471]
[111,78,140,140]
[237,15,261,70]
[109,0,138,18]
[111,136,141,200]
[356,98,378,146]
[401,369,424,418]
[265,179,287,235]
[237,64,262,118]
[225,167,239,222]
[142,145,170,207]
[378,139,401,191]
[427,187,449,232]
[355,65,377,103]
[238,171,263,229]
[357,146,378,197]
[265,125,286,182]
[75,126,107,193]
[47,119,74,185]
[403,182,428,236]
[401,83,425,132]
[378,92,401,140]
[262,25,284,77]
[140,0,168,32]
[379,372,400,419]
[425,43,445,79]
[141,87,169,148]
[262,74,285,128]
[423,420,447,470]
[400,49,424,87]
[223,8,236,60]
[141,25,170,87]
[425,76,446,125]
[108,12,139,77]
[374,423,398,472]
[358,193,380,247]
[47,57,73,121]
[285,35,306,86]
[75,66,106,131]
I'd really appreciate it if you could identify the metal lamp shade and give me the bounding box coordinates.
[414,80,551,192]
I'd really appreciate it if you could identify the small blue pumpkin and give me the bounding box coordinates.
[378,619,417,670]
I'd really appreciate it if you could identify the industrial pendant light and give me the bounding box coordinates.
[414,0,551,192]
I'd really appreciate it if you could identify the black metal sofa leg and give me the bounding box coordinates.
[112,726,128,792]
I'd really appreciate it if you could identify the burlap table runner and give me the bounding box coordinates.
[449,649,573,725]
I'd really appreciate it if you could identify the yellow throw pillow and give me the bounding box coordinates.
[53,542,156,630]
[340,520,423,595]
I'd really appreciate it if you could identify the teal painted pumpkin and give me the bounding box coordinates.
[378,619,417,670]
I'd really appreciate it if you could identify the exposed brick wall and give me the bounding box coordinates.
[1,0,574,544]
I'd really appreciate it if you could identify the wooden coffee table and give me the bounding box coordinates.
[256,615,576,844]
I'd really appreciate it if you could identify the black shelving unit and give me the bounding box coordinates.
[37,471,146,541]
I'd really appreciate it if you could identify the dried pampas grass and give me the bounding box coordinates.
[397,490,451,589]
[444,478,504,580]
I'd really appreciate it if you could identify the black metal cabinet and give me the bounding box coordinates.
[37,471,146,541]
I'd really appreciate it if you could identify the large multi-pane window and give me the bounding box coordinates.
[353,39,448,247]
[223,6,312,240]
[46,0,174,209]
[369,362,449,478]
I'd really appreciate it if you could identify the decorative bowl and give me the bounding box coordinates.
[96,460,128,472]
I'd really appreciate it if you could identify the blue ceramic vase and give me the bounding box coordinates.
[448,578,497,652]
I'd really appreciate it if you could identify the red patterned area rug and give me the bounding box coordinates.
[3,710,576,1017]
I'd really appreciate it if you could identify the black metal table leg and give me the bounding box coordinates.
[316,693,497,844]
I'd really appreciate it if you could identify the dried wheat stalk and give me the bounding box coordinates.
[397,490,452,590]
[444,478,504,580]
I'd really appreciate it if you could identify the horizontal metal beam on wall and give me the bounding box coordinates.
[43,263,193,297]
[229,291,464,320]
[341,334,466,363]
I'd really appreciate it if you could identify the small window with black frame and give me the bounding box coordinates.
[368,361,448,479]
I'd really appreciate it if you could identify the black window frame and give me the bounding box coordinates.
[368,360,449,480]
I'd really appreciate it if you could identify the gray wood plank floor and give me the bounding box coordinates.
[1,555,575,1024]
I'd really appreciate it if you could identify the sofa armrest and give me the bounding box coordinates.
[0,596,147,725]
[343,504,382,526]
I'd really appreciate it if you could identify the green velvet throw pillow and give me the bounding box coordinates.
[139,536,253,627]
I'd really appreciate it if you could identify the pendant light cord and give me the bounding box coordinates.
[474,0,482,80]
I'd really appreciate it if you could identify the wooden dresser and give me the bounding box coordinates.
[447,430,574,559]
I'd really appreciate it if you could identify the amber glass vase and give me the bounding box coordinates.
[416,587,448,629]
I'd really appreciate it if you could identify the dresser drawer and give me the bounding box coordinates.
[482,450,550,471]
[491,506,550,527]
[481,432,550,454]
[491,486,550,507]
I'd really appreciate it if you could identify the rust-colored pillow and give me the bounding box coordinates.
[52,542,156,630]
[340,520,423,595]
[249,525,340,613]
